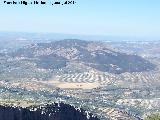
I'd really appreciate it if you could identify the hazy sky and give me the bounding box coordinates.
[0,0,160,39]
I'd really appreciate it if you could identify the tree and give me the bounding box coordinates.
[145,113,160,120]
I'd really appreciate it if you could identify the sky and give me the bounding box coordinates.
[0,0,160,40]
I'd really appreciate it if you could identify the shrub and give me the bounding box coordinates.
[145,113,160,120]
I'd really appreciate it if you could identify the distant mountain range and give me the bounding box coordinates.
[0,31,150,41]
[9,39,156,74]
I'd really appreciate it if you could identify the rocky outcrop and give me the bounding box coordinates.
[0,103,99,120]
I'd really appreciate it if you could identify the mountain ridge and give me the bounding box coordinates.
[9,39,156,74]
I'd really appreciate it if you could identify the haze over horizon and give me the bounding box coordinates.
[0,0,160,40]
[1,31,160,41]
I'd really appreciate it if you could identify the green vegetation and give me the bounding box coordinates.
[145,113,160,120]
